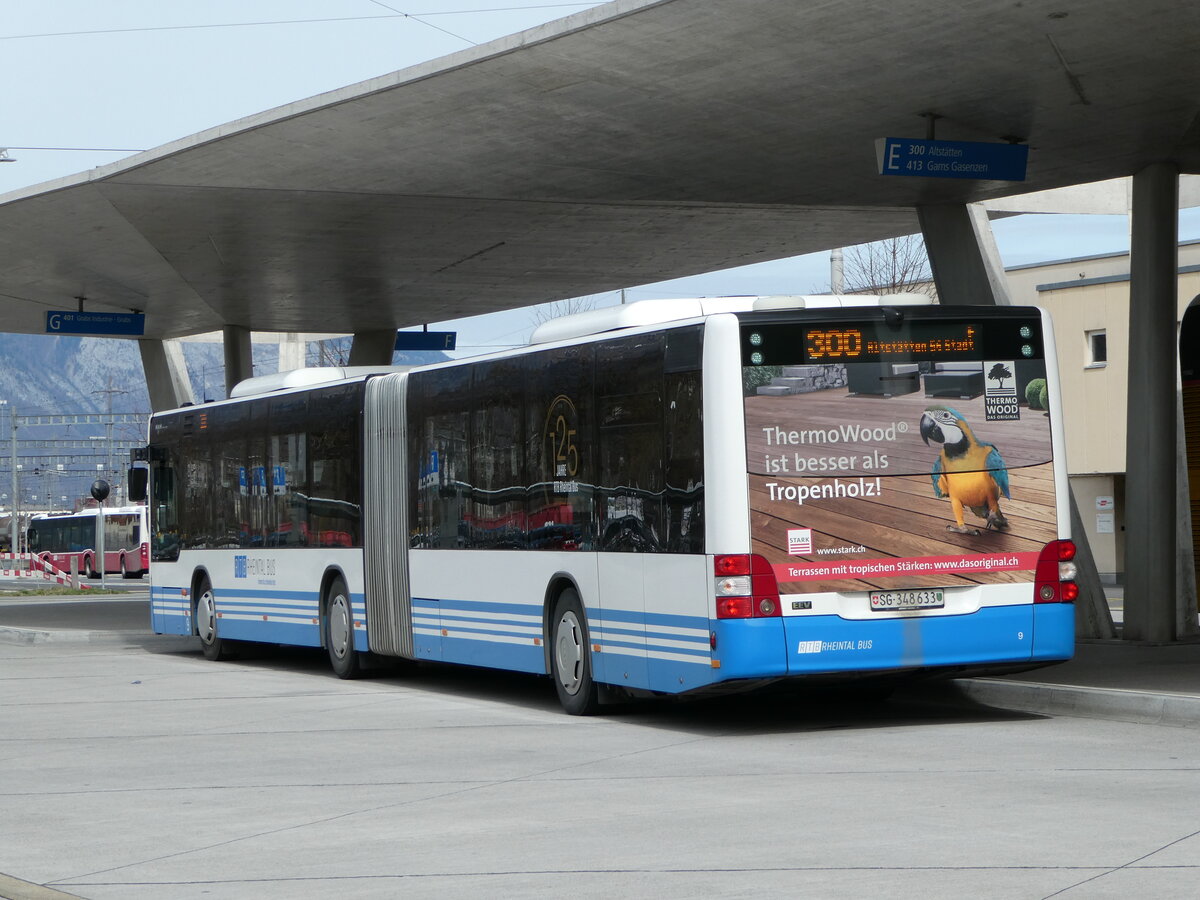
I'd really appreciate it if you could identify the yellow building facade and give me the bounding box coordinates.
[1002,239,1200,581]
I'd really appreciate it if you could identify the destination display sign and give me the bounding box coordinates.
[394,330,457,351]
[741,318,1043,366]
[875,138,1028,181]
[45,310,145,336]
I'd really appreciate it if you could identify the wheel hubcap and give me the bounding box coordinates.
[554,610,584,695]
[329,594,351,660]
[197,590,217,644]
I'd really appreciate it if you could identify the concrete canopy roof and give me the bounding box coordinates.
[1,0,1199,340]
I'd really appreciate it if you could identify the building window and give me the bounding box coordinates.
[1086,329,1107,367]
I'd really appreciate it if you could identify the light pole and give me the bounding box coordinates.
[2,401,14,555]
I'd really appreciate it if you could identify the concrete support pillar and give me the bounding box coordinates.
[223,325,254,398]
[1123,162,1179,642]
[1070,487,1117,639]
[348,330,396,367]
[916,203,1012,305]
[138,339,195,412]
[920,201,1115,634]
[278,332,306,372]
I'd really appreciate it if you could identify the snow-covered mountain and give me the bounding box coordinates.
[0,334,448,415]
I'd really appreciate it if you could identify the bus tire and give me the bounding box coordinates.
[85,555,98,579]
[550,588,599,715]
[120,556,134,579]
[324,576,360,679]
[196,576,237,661]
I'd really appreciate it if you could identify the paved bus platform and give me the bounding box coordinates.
[3,592,1200,728]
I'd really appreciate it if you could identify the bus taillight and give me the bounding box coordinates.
[714,554,781,618]
[1035,540,1078,603]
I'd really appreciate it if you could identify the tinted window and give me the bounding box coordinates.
[525,343,596,551]
[470,358,526,549]
[595,333,665,551]
[147,383,365,553]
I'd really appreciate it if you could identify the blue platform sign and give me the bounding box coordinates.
[876,138,1028,181]
[394,331,457,351]
[46,310,146,336]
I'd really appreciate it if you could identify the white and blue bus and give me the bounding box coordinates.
[132,297,1077,714]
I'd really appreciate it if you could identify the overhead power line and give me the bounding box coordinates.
[0,4,599,42]
[2,147,146,153]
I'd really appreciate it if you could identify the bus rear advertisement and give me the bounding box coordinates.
[133,297,1077,713]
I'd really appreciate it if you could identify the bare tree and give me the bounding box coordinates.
[530,294,602,327]
[841,234,936,296]
[309,336,353,366]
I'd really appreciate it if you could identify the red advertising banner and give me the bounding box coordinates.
[774,552,1041,583]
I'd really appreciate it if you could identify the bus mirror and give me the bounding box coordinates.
[128,467,148,503]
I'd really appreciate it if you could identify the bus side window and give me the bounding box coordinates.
[151,460,181,561]
[595,333,665,552]
[470,358,525,550]
[525,343,595,551]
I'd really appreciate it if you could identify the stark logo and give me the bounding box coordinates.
[787,527,813,555]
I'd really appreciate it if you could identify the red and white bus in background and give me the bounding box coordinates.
[26,506,149,579]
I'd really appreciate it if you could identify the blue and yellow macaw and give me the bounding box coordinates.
[919,405,1010,535]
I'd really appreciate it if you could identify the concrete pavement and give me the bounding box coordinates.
[3,591,1200,730]
[6,593,1200,898]
[5,597,1200,899]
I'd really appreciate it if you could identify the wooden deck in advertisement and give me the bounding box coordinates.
[744,385,1058,593]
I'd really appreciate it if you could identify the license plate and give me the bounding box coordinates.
[869,588,945,611]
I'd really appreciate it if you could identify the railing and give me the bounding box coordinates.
[0,552,88,588]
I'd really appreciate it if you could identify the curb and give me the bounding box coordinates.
[0,625,195,648]
[956,677,1200,729]
[0,872,83,899]
[0,625,147,645]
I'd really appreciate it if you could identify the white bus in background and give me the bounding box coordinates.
[131,296,1077,714]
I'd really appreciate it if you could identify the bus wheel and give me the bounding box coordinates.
[550,588,598,715]
[325,576,360,679]
[120,556,132,579]
[85,555,98,579]
[196,577,236,661]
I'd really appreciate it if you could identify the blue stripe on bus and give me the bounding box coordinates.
[409,594,716,692]
[218,616,323,647]
[704,606,1073,682]
[416,597,540,617]
[589,607,709,630]
[1032,603,1074,660]
[440,635,545,674]
[154,581,1073,693]
[151,584,371,651]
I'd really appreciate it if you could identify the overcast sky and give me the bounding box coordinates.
[4,1,1198,355]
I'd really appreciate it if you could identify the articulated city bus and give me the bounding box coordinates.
[132,297,1076,713]
[26,505,149,579]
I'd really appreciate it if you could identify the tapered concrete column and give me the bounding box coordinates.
[138,339,195,412]
[917,203,1012,305]
[348,330,397,366]
[278,332,306,372]
[920,202,1118,635]
[1123,162,1179,642]
[223,325,254,398]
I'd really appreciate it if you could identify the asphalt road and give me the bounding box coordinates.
[2,619,1199,899]
[0,597,150,632]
